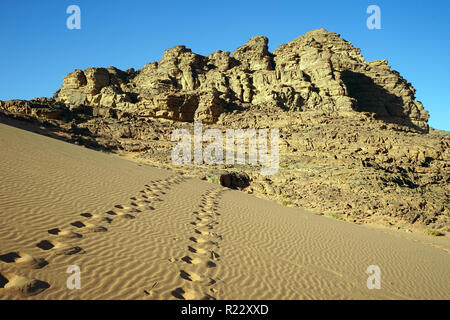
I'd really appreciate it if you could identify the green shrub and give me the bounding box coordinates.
[282,200,291,206]
[206,176,218,184]
[426,228,443,236]
[323,211,344,221]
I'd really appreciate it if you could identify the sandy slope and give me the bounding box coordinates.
[0,121,449,300]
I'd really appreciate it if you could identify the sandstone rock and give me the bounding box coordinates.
[194,89,226,123]
[84,68,110,94]
[56,67,134,112]
[150,92,199,122]
[46,28,430,130]
[0,98,69,120]
[232,36,274,71]
[207,50,238,71]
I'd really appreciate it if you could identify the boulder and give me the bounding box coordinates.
[219,172,250,189]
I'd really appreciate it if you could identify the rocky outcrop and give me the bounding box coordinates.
[195,89,226,123]
[56,67,136,115]
[232,36,274,71]
[0,98,69,120]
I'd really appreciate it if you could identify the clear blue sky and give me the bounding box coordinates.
[1,0,449,130]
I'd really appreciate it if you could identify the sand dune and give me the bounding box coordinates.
[0,120,449,300]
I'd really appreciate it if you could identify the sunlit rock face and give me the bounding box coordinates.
[50,28,428,129]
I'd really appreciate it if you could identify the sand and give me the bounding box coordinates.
[0,120,449,300]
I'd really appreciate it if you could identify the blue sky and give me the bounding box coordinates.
[1,0,449,130]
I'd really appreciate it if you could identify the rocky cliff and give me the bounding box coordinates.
[46,28,428,130]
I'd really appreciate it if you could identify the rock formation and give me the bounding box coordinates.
[19,28,427,130]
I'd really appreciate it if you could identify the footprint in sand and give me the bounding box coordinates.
[190,221,214,229]
[189,236,219,247]
[130,201,154,210]
[36,240,83,255]
[106,210,135,219]
[194,227,222,238]
[181,255,217,268]
[193,211,214,219]
[200,203,215,210]
[171,287,215,300]
[142,189,162,198]
[147,196,162,202]
[80,213,113,224]
[193,229,222,241]
[148,188,166,195]
[199,209,218,216]
[188,246,220,260]
[0,271,50,297]
[70,221,108,232]
[130,196,152,204]
[179,270,216,285]
[194,228,212,236]
[0,252,48,269]
[48,227,82,239]
[113,204,137,211]
[194,216,218,224]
